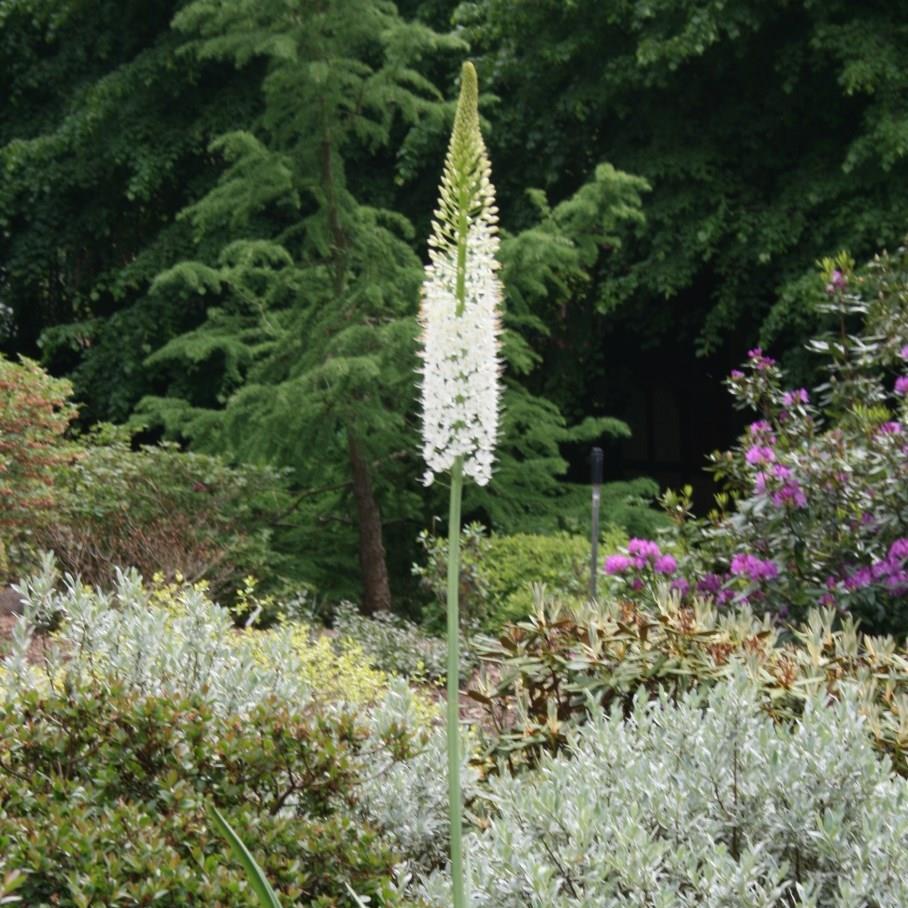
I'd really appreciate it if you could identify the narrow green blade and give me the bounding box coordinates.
[209,806,283,908]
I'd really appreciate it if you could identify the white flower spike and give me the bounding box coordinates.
[419,61,501,487]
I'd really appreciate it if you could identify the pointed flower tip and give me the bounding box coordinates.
[457,61,479,116]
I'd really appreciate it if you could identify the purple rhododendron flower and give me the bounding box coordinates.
[845,566,873,590]
[697,573,723,594]
[671,577,690,595]
[825,270,847,295]
[729,369,744,380]
[877,421,902,435]
[900,345,908,360]
[895,376,908,396]
[747,421,777,445]
[730,552,780,581]
[771,479,807,509]
[889,538,908,563]
[604,554,632,575]
[782,388,809,407]
[745,445,776,466]
[747,347,777,370]
[627,538,661,561]
[872,560,891,581]
[655,554,677,575]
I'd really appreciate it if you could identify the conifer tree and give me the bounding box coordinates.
[138,0,461,612]
[136,3,646,606]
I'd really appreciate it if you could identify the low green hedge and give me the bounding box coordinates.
[415,524,626,631]
[0,685,413,907]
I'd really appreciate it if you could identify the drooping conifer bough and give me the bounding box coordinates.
[419,61,501,487]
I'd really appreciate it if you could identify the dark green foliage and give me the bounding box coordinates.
[128,2,642,606]
[465,0,908,405]
[0,685,412,907]
[17,0,869,606]
[0,0,259,408]
[129,0,464,610]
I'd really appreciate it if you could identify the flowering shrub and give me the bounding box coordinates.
[604,537,688,597]
[604,247,908,634]
[419,678,908,907]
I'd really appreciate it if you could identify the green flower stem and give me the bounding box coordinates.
[446,455,466,908]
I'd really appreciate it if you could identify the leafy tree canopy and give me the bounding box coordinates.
[464,0,908,381]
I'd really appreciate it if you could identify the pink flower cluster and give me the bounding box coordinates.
[604,538,678,576]
[605,540,790,607]
[747,420,776,443]
[846,538,908,594]
[753,463,807,508]
[782,388,809,407]
[825,269,847,295]
[730,552,780,582]
[745,445,775,466]
[696,572,733,605]
[747,347,777,371]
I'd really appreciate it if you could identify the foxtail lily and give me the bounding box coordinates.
[419,61,502,908]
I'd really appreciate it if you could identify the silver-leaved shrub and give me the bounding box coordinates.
[419,677,908,907]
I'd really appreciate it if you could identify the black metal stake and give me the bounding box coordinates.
[590,447,603,600]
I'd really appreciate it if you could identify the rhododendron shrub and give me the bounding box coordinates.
[605,248,908,635]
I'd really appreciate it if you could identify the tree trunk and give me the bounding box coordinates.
[347,431,391,613]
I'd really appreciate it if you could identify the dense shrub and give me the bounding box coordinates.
[0,685,412,907]
[0,560,461,879]
[0,358,294,596]
[469,590,908,773]
[0,355,77,576]
[0,355,295,596]
[332,601,454,682]
[40,432,293,600]
[415,524,625,631]
[603,249,908,634]
[419,679,908,907]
